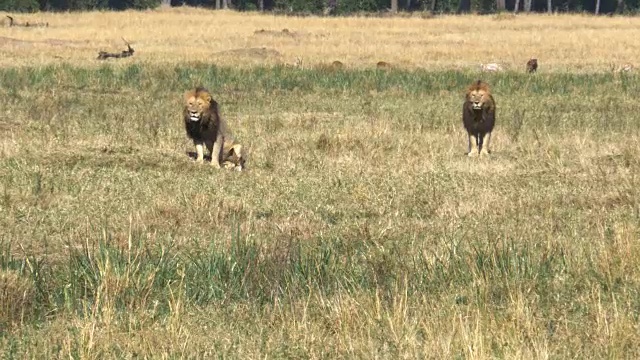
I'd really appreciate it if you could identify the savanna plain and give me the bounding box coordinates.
[1,8,640,359]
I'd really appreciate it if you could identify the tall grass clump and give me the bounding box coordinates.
[0,222,572,319]
[0,270,36,332]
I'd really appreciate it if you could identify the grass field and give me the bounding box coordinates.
[1,7,640,359]
[1,7,640,71]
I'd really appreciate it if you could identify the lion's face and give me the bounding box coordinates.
[467,88,491,110]
[184,91,212,122]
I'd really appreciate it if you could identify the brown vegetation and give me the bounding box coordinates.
[331,60,344,69]
[376,61,392,69]
[317,60,345,72]
[0,270,35,331]
[526,57,538,73]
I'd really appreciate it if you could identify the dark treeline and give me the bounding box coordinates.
[0,0,635,16]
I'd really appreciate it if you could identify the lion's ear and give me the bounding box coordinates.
[203,93,212,103]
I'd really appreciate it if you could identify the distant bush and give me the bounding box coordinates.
[0,0,40,12]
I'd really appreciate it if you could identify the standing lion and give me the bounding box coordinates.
[462,80,496,157]
[183,86,246,171]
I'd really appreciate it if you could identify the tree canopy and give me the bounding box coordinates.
[0,0,633,18]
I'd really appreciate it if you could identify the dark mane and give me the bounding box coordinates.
[183,90,221,143]
[194,86,210,96]
[466,80,491,95]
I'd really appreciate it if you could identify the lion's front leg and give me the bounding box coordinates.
[194,142,205,163]
[480,132,492,156]
[467,133,478,157]
[206,135,223,169]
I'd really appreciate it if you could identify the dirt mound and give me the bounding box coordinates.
[253,28,297,38]
[214,47,282,59]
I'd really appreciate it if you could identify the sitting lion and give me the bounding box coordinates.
[183,86,246,171]
[462,80,496,156]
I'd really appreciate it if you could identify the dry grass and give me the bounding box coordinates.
[0,8,639,71]
[1,8,640,359]
[0,269,35,331]
[1,63,639,358]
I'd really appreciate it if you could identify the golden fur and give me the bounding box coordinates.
[462,80,496,156]
[183,87,246,171]
[465,81,494,110]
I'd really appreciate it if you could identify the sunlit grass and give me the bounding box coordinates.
[0,8,639,71]
[1,63,640,357]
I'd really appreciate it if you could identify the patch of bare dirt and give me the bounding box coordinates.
[253,28,297,38]
[0,36,33,48]
[0,36,87,48]
[213,47,282,59]
[0,121,22,133]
